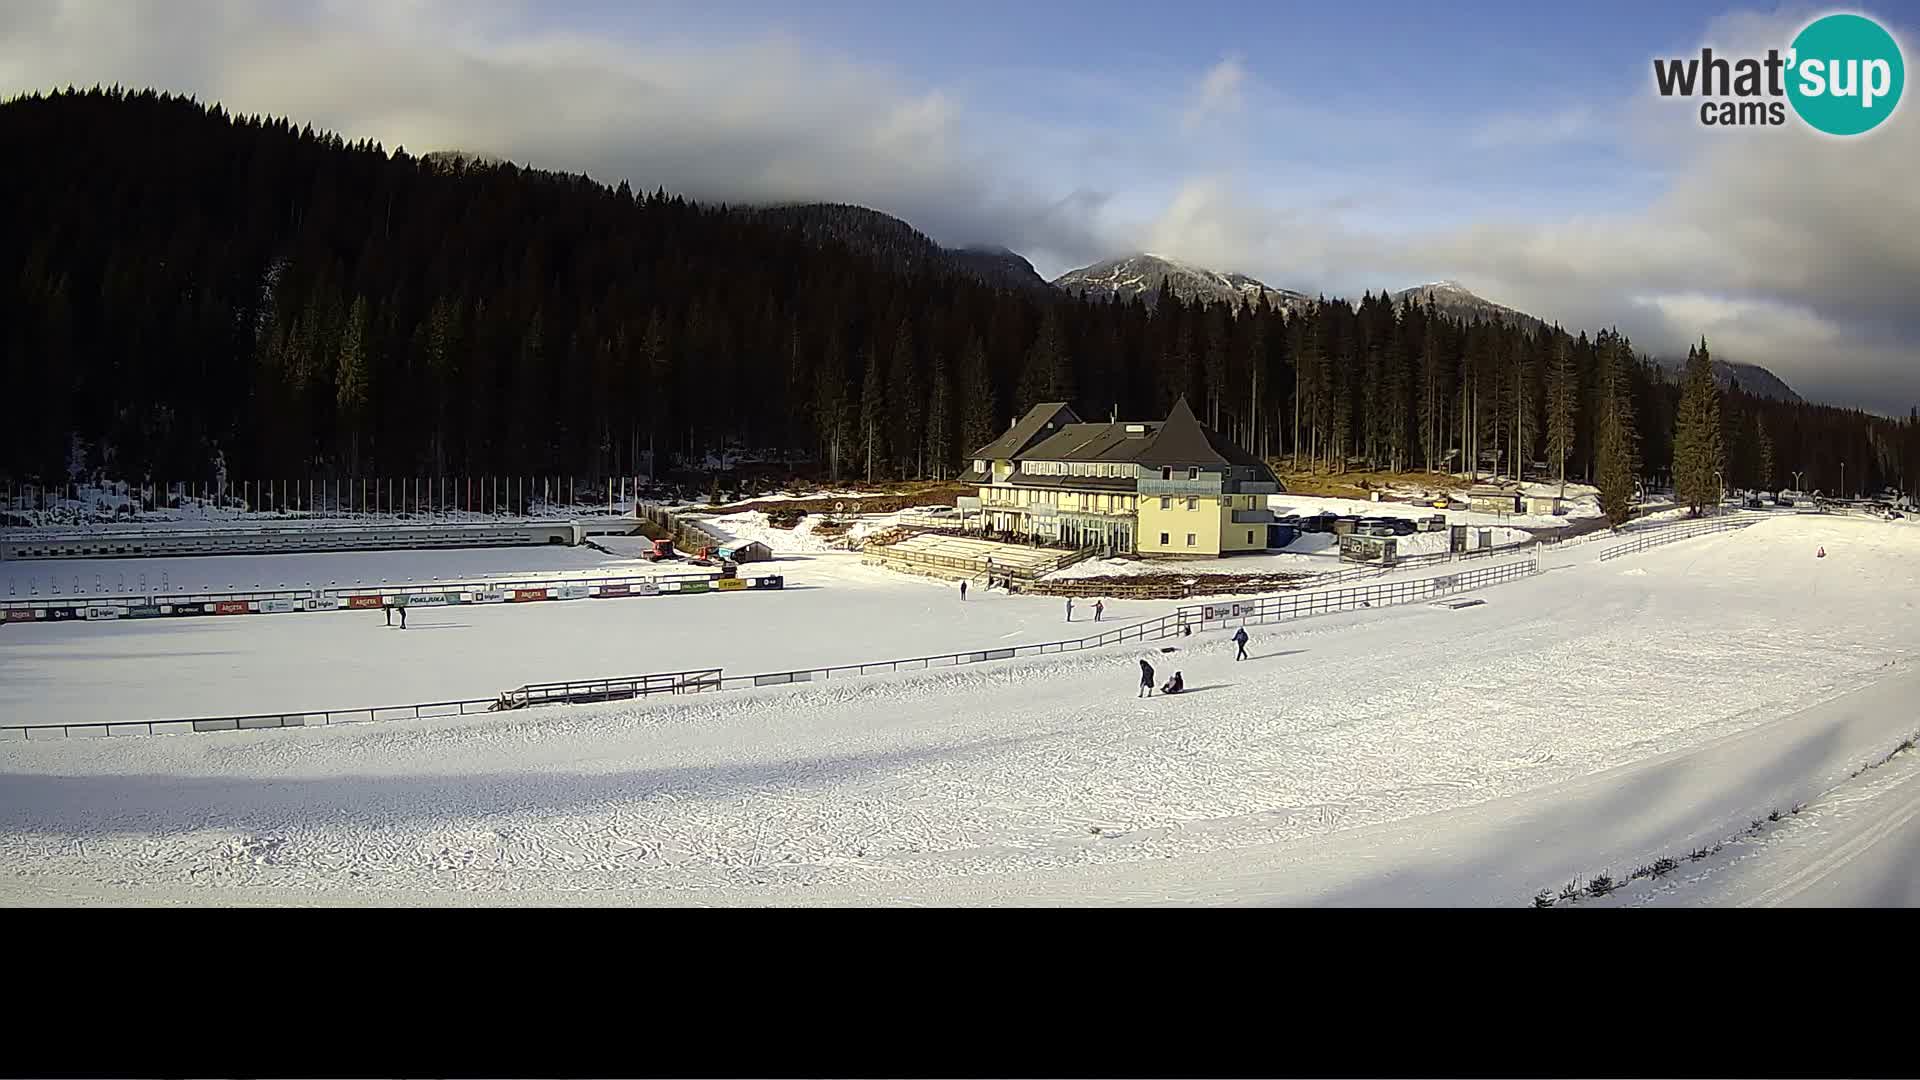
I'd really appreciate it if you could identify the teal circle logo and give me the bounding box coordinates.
[1787,13,1905,135]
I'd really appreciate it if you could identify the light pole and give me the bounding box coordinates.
[1791,469,1805,494]
[1841,460,1847,502]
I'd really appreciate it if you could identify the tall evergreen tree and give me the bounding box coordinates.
[1595,331,1640,527]
[926,348,952,480]
[335,295,370,472]
[1672,337,1726,515]
[858,342,885,483]
[1544,328,1576,490]
[959,334,996,461]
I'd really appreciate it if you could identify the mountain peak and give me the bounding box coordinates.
[1051,253,1311,311]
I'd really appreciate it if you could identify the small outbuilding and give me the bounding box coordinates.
[715,540,773,564]
[1467,485,1523,514]
[1525,494,1563,516]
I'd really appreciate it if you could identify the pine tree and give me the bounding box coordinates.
[1756,417,1775,491]
[1544,328,1576,490]
[335,295,370,472]
[926,348,952,480]
[1595,332,1640,527]
[1672,337,1726,515]
[959,334,996,461]
[887,318,921,478]
[859,342,885,483]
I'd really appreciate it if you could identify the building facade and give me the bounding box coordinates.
[957,397,1283,557]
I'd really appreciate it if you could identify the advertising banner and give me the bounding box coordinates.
[213,600,251,615]
[472,590,508,604]
[84,607,124,620]
[715,577,747,591]
[553,585,590,600]
[512,588,548,602]
[399,593,451,607]
[679,579,708,594]
[4,609,39,622]
[595,583,631,598]
[635,582,660,597]
[259,599,302,613]
[346,595,385,610]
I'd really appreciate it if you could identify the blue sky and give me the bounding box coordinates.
[2,0,1917,412]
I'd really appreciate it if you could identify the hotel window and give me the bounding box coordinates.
[1160,497,1171,510]
[1186,533,1196,547]
[1186,497,1197,511]
[1247,531,1255,543]
[1159,532,1170,545]
[1161,467,1172,480]
[1188,467,1199,481]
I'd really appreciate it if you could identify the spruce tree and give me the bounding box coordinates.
[926,348,952,481]
[959,334,996,462]
[335,295,370,472]
[1756,417,1775,491]
[1595,332,1639,527]
[887,319,921,477]
[859,342,885,483]
[1672,337,1726,515]
[1544,328,1576,490]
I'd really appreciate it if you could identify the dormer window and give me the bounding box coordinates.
[1188,467,1199,481]
[1161,467,1172,481]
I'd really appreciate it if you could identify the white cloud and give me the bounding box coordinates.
[1182,55,1246,131]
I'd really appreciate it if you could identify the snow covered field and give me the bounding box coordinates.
[0,552,1183,725]
[2,514,1915,906]
[0,543,671,600]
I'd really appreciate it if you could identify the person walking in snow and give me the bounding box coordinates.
[398,603,407,629]
[1233,627,1249,661]
[1093,599,1104,622]
[383,601,393,627]
[959,579,968,601]
[1139,658,1155,698]
[1066,598,1074,622]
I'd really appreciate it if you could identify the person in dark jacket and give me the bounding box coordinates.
[959,579,968,601]
[1160,671,1184,695]
[383,602,393,626]
[1233,627,1249,660]
[1139,659,1155,698]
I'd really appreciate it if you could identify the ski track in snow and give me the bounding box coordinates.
[1,514,1915,905]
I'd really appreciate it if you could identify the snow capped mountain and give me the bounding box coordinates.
[1390,280,1544,331]
[1051,253,1312,312]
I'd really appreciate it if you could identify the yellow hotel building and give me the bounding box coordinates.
[956,396,1284,557]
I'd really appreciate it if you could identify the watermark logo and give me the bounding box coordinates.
[1653,12,1904,135]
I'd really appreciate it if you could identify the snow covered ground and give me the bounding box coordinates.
[2,513,1915,906]
[693,509,907,554]
[1047,527,1531,580]
[0,552,1183,725]
[0,543,674,600]
[1268,484,1604,531]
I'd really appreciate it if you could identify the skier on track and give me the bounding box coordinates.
[1093,599,1104,622]
[1066,598,1074,622]
[1138,658,1155,698]
[1233,627,1249,661]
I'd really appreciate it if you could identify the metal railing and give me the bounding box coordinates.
[710,554,1541,691]
[1595,516,1757,561]
[499,669,724,708]
[1,696,504,740]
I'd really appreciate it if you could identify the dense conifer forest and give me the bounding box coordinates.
[4,88,1913,497]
